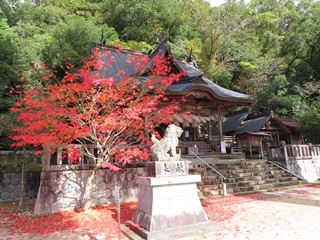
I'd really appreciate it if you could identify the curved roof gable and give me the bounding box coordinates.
[93,41,253,105]
[235,115,271,135]
[212,109,250,135]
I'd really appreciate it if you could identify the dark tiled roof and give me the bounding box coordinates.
[212,110,250,135]
[234,115,271,135]
[93,42,253,104]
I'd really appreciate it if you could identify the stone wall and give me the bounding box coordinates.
[34,167,146,215]
[0,171,41,202]
[287,159,320,182]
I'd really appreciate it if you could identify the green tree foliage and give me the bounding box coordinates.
[0,18,20,112]
[253,75,304,116]
[5,3,69,86]
[193,1,260,92]
[295,101,320,143]
[42,15,103,77]
[281,0,320,84]
[106,0,185,43]
[51,0,106,22]
[2,0,320,146]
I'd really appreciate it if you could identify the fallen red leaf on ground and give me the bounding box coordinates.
[1,186,319,239]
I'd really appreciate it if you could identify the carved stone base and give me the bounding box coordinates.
[146,161,189,177]
[130,174,209,239]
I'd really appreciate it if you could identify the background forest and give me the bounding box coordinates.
[1,0,320,150]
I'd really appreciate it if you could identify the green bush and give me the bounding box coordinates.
[0,154,42,173]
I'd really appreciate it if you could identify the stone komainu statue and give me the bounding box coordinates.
[151,124,183,161]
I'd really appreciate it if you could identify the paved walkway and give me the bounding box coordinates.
[1,186,319,239]
[206,186,320,240]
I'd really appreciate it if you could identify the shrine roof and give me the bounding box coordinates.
[234,115,271,135]
[234,111,291,135]
[167,76,252,103]
[212,109,250,135]
[93,41,253,105]
[278,117,300,128]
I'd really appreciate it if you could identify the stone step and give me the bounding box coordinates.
[199,154,246,159]
[194,164,278,172]
[220,177,300,189]
[196,168,299,184]
[201,180,306,197]
[216,165,281,172]
[189,168,206,174]
[203,179,224,185]
[224,170,289,178]
[207,165,279,172]
[192,165,282,174]
[199,170,290,178]
[199,187,222,197]
[192,158,308,197]
[225,173,297,182]
[201,171,293,183]
[200,181,307,198]
[201,174,298,185]
[228,180,302,194]
[212,160,267,166]
[200,184,220,191]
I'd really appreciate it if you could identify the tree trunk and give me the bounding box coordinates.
[17,147,27,211]
[17,166,25,211]
[83,164,101,211]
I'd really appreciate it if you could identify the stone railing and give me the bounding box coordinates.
[43,145,99,172]
[267,144,320,182]
[267,144,320,164]
[285,144,320,160]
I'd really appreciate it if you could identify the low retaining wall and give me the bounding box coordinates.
[0,171,41,202]
[287,159,320,182]
[34,167,146,215]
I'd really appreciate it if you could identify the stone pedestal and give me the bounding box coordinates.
[146,161,189,177]
[128,161,210,239]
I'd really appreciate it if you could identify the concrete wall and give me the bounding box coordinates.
[34,167,146,215]
[0,171,41,202]
[287,159,320,182]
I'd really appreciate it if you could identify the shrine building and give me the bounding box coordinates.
[94,39,254,155]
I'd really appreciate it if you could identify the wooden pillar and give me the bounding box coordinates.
[260,139,263,159]
[283,143,288,167]
[249,135,252,159]
[218,115,223,145]
[208,119,212,141]
[182,127,186,141]
[217,106,225,153]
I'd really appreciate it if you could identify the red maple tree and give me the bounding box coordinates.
[10,47,184,170]
[10,47,185,209]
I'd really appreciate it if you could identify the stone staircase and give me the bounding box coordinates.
[187,157,307,198]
